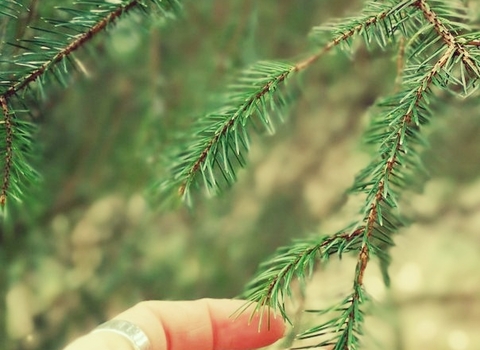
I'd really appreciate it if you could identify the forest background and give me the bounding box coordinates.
[2,1,480,349]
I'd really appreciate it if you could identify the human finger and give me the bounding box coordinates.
[63,298,285,350]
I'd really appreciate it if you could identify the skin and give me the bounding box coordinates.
[63,299,286,350]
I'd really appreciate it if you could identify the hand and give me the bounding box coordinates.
[63,298,285,350]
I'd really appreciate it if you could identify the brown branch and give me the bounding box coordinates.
[353,44,456,289]
[414,0,456,46]
[0,97,13,206]
[178,68,291,197]
[465,40,480,47]
[414,0,478,74]
[353,0,476,290]
[331,2,476,339]
[2,0,141,100]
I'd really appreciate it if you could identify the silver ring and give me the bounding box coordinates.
[92,319,151,350]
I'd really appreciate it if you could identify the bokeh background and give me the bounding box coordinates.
[2,1,480,349]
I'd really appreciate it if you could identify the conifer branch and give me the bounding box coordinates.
[0,0,180,206]
[1,0,179,99]
[308,2,480,342]
[321,39,460,350]
[3,2,137,99]
[239,228,365,324]
[295,286,367,350]
[309,0,419,51]
[176,62,293,199]
[414,0,478,75]
[239,1,480,349]
[160,0,425,204]
[0,98,39,207]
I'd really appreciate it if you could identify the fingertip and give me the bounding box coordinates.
[210,300,286,350]
[246,305,287,345]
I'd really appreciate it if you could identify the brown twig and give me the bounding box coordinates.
[261,227,366,310]
[0,97,13,206]
[465,40,480,46]
[294,8,392,73]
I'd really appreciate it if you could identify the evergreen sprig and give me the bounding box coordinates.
[1,0,479,348]
[158,0,434,205]
[239,228,364,324]
[231,1,480,349]
[309,0,418,51]
[0,0,180,208]
[296,285,368,350]
[0,96,38,206]
[158,61,296,204]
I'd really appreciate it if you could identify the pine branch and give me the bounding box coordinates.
[158,61,295,205]
[413,0,479,94]
[1,0,181,98]
[309,0,419,52]
[295,286,367,350]
[299,4,478,345]
[0,0,181,207]
[239,1,480,349]
[238,228,365,327]
[158,1,432,205]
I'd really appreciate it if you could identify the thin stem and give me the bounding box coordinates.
[465,40,480,46]
[0,97,12,206]
[294,3,399,73]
